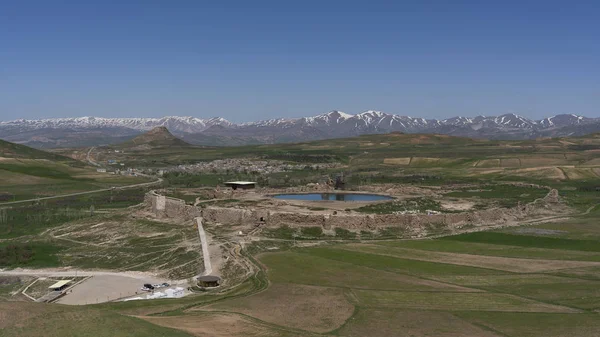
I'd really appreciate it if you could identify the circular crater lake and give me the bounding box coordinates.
[273,193,393,202]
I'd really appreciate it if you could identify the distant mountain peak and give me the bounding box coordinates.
[357,110,385,117]
[303,110,354,126]
[327,110,354,119]
[2,111,600,148]
[0,116,233,133]
[145,126,171,135]
[125,126,190,148]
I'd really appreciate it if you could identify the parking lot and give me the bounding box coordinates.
[56,274,167,305]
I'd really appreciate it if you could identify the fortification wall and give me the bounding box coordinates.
[201,207,254,224]
[144,188,562,233]
[146,191,201,219]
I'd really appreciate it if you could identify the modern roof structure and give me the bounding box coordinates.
[224,181,257,190]
[197,275,221,282]
[197,275,221,287]
[223,181,256,185]
[48,280,72,289]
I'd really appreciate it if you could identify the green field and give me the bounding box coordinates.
[50,132,600,193]
[445,184,549,208]
[0,188,150,239]
[178,228,600,336]
[443,231,600,252]
[0,159,150,201]
[0,302,193,337]
[3,133,600,336]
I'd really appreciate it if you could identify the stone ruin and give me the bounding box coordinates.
[144,188,566,237]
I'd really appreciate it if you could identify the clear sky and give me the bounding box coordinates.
[1,0,598,122]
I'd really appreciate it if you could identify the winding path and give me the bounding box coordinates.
[86,147,100,167]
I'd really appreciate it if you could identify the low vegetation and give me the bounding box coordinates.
[0,188,148,238]
[0,243,62,268]
[355,197,444,214]
[444,231,600,252]
[0,302,193,337]
[445,184,549,208]
[4,132,600,336]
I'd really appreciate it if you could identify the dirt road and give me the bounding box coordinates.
[86,147,100,167]
[0,176,162,206]
[0,268,162,280]
[196,217,213,275]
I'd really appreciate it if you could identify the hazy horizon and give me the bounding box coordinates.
[0,110,596,124]
[2,1,598,122]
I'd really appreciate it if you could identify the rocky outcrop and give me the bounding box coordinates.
[543,189,560,203]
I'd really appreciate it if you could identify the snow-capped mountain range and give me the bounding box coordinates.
[0,116,234,133]
[0,111,598,148]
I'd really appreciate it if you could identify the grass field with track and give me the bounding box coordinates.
[190,222,600,336]
[3,133,600,336]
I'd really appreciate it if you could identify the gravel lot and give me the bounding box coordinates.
[56,275,166,305]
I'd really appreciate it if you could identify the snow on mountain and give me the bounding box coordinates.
[491,114,536,129]
[0,116,233,133]
[302,110,354,126]
[439,114,538,129]
[355,110,385,124]
[205,117,234,127]
[538,114,589,128]
[242,118,297,127]
[2,112,599,147]
[441,116,474,126]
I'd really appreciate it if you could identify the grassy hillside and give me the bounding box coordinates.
[81,132,600,192]
[0,139,78,163]
[84,131,600,166]
[0,158,149,201]
[3,132,600,336]
[85,217,600,336]
[0,139,150,201]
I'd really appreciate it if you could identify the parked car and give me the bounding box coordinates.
[152,282,170,288]
[141,283,155,291]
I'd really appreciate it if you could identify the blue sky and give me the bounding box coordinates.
[1,0,598,122]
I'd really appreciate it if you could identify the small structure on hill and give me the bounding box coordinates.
[224,181,256,190]
[48,280,72,292]
[335,174,346,190]
[197,275,221,287]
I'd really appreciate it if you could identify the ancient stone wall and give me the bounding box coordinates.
[146,191,201,219]
[200,207,254,224]
[144,189,562,233]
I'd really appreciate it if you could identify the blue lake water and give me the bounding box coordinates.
[273,193,393,202]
